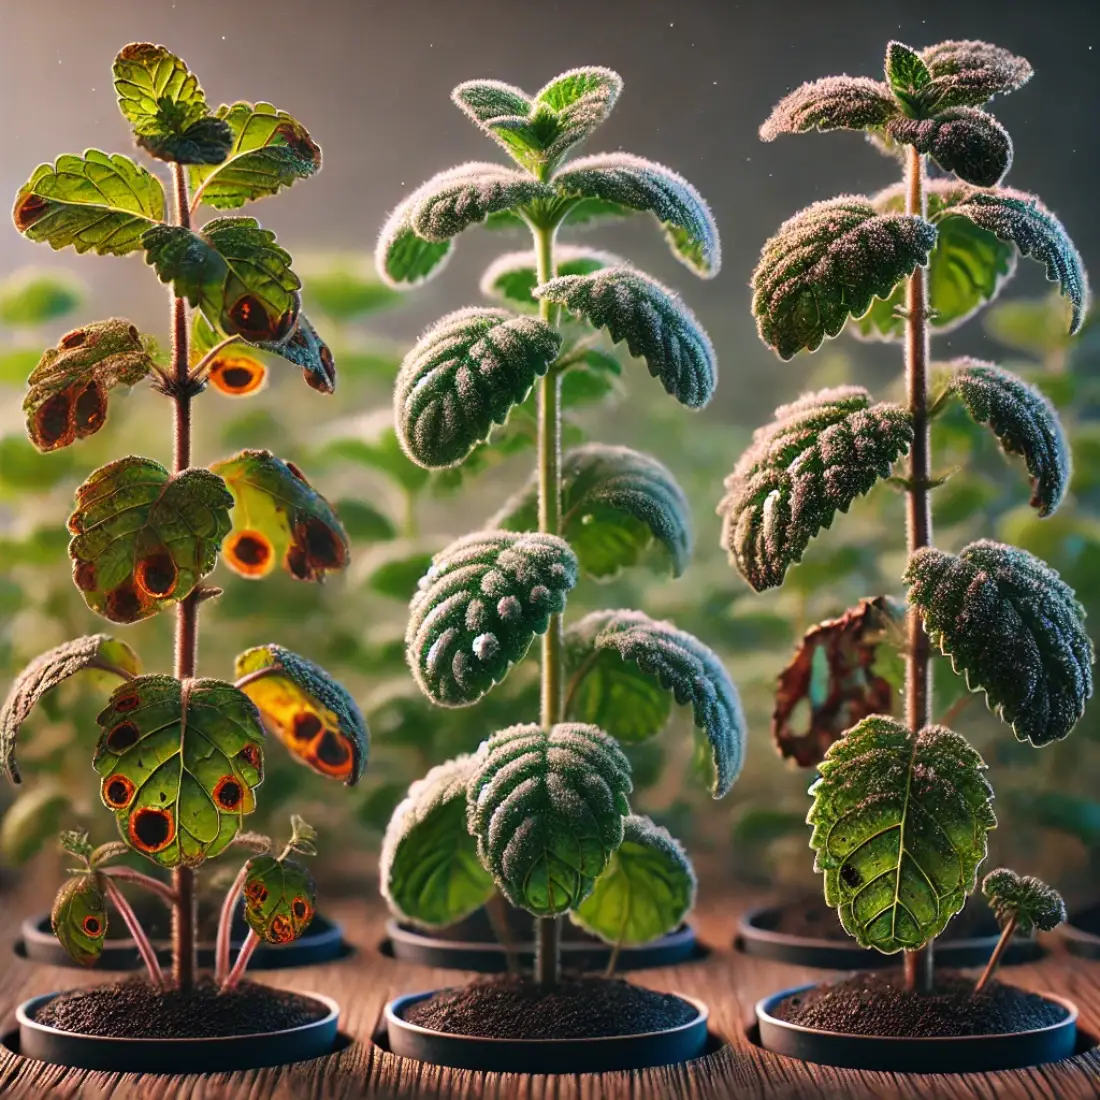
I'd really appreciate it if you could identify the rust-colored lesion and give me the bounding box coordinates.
[135,550,179,599]
[102,774,135,809]
[209,355,266,396]
[82,915,104,937]
[13,192,49,232]
[212,774,244,811]
[128,806,175,854]
[274,120,321,169]
[227,295,296,344]
[286,516,349,581]
[224,529,275,577]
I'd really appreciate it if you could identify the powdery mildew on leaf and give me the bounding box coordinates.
[885,107,1012,188]
[375,184,454,289]
[920,40,1033,109]
[982,867,1065,935]
[480,246,623,310]
[759,76,898,140]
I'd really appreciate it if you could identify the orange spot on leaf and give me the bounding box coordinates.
[82,915,104,937]
[225,530,274,577]
[135,551,178,598]
[128,807,174,853]
[209,355,266,396]
[212,775,244,811]
[102,774,135,809]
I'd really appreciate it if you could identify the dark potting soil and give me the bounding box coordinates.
[402,975,698,1039]
[34,976,329,1038]
[772,971,1069,1038]
[769,897,998,943]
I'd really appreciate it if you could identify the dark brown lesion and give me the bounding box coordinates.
[210,356,265,396]
[268,913,295,944]
[33,392,75,450]
[72,381,107,436]
[105,581,147,623]
[212,774,244,811]
[82,915,104,937]
[73,559,97,592]
[840,863,862,889]
[128,806,175,853]
[225,529,274,577]
[113,691,142,713]
[102,773,136,808]
[274,120,322,169]
[311,729,352,779]
[106,721,140,753]
[14,192,49,232]
[59,328,88,350]
[286,516,348,581]
[135,551,179,598]
[237,743,263,777]
[292,712,323,741]
[245,880,268,904]
[227,295,297,344]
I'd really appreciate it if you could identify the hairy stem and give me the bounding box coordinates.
[903,144,935,995]
[102,877,164,988]
[975,914,1017,993]
[214,862,251,985]
[222,929,260,991]
[99,866,178,906]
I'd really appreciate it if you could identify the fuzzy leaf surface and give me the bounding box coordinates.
[52,875,107,967]
[920,40,1033,109]
[375,186,453,289]
[981,868,1065,935]
[480,246,621,310]
[885,108,1012,187]
[760,76,898,140]
[885,41,933,103]
[242,854,316,943]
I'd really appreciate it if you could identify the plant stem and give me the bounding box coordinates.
[102,877,164,988]
[223,929,260,991]
[534,219,563,987]
[99,866,179,906]
[903,144,935,995]
[214,862,251,984]
[974,915,1016,993]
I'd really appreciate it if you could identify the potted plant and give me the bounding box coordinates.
[718,37,1092,1072]
[374,65,745,1072]
[3,42,368,1073]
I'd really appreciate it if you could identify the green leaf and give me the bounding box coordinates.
[320,423,430,494]
[68,457,233,624]
[94,676,265,867]
[885,41,933,101]
[571,814,695,946]
[759,76,898,139]
[945,359,1069,516]
[380,754,495,929]
[0,349,42,386]
[407,530,578,706]
[299,253,400,320]
[905,540,1094,746]
[335,498,396,542]
[564,610,745,797]
[0,435,75,495]
[189,102,320,209]
[211,449,349,582]
[375,186,454,289]
[718,386,913,591]
[492,443,691,579]
[0,785,70,865]
[394,307,561,469]
[242,854,316,944]
[24,319,155,452]
[254,314,336,394]
[0,269,84,326]
[1,634,141,783]
[885,108,1012,187]
[368,548,436,601]
[533,266,716,409]
[234,643,368,785]
[809,716,995,953]
[113,43,232,164]
[467,722,632,915]
[13,151,165,256]
[920,40,1033,110]
[982,868,1065,935]
[480,246,621,310]
[51,874,108,966]
[553,154,721,277]
[752,196,937,359]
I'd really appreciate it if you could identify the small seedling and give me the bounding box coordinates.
[725,38,1092,992]
[976,868,1065,991]
[1,43,368,989]
[377,66,745,984]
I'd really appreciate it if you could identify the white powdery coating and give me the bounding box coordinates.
[760,75,898,141]
[885,107,1012,188]
[921,40,1033,107]
[479,245,625,305]
[982,867,1066,935]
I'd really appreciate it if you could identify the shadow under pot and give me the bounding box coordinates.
[384,974,709,1073]
[737,896,1043,970]
[386,905,698,973]
[1060,903,1100,959]
[17,978,339,1073]
[755,973,1077,1073]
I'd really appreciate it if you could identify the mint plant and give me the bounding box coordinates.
[1,43,367,989]
[976,868,1064,991]
[377,67,744,984]
[722,39,1093,992]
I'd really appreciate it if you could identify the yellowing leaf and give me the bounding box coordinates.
[52,874,108,966]
[242,854,316,943]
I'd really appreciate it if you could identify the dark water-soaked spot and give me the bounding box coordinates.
[60,328,87,350]
[102,774,135,808]
[114,691,141,713]
[107,721,140,753]
[840,863,862,888]
[73,560,97,592]
[73,381,106,433]
[269,914,295,943]
[285,544,310,579]
[213,775,244,810]
[237,743,262,773]
[292,897,309,920]
[14,193,49,231]
[223,366,255,389]
[107,582,145,622]
[136,552,178,597]
[301,517,345,567]
[82,916,103,937]
[129,807,173,852]
[275,120,321,166]
[35,392,73,448]
[128,324,139,341]
[292,712,323,741]
[315,730,350,769]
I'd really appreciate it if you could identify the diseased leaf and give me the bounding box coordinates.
[492,443,691,579]
[533,266,716,409]
[242,854,316,944]
[982,868,1065,935]
[945,359,1069,516]
[809,717,995,953]
[480,246,621,310]
[380,754,494,929]
[0,269,84,327]
[905,540,1094,746]
[234,643,368,785]
[1,634,141,783]
[921,40,1033,110]
[189,102,321,209]
[760,76,898,140]
[208,352,267,397]
[406,530,578,706]
[718,386,913,591]
[0,785,70,865]
[751,196,937,359]
[94,676,265,867]
[564,609,745,797]
[254,314,335,394]
[394,307,561,469]
[24,320,154,452]
[13,151,165,256]
[211,449,349,582]
[467,722,632,915]
[52,874,108,966]
[885,108,1012,187]
[571,814,695,946]
[68,457,233,624]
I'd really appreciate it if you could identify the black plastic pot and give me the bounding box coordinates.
[755,983,1077,1073]
[17,990,339,1073]
[1061,905,1100,960]
[384,990,708,1073]
[19,909,347,971]
[737,904,1042,970]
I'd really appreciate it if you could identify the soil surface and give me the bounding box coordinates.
[772,971,1069,1037]
[767,897,998,943]
[402,975,698,1039]
[34,977,330,1038]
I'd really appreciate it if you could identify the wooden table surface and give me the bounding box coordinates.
[1,876,1099,1099]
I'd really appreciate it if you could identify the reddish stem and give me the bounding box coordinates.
[214,862,250,984]
[102,877,164,988]
[222,930,260,991]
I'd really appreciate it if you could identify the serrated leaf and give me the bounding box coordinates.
[492,443,691,579]
[885,41,933,100]
[211,449,349,582]
[375,186,454,289]
[533,266,716,409]
[0,269,84,327]
[571,814,695,946]
[258,314,336,394]
[553,154,721,277]
[718,386,913,591]
[242,854,316,944]
[24,320,154,452]
[752,196,937,359]
[13,151,165,256]
[394,307,561,469]
[68,457,233,624]
[760,76,898,140]
[113,43,231,164]
[189,102,321,209]
[51,874,107,966]
[467,722,632,915]
[774,596,906,768]
[407,530,578,707]
[0,785,70,865]
[982,868,1064,935]
[809,717,995,953]
[480,246,622,310]
[885,108,1012,187]
[945,359,1069,516]
[2,634,141,783]
[234,643,368,785]
[380,754,494,929]
[920,40,1033,110]
[564,610,745,797]
[94,676,265,867]
[905,540,1094,746]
